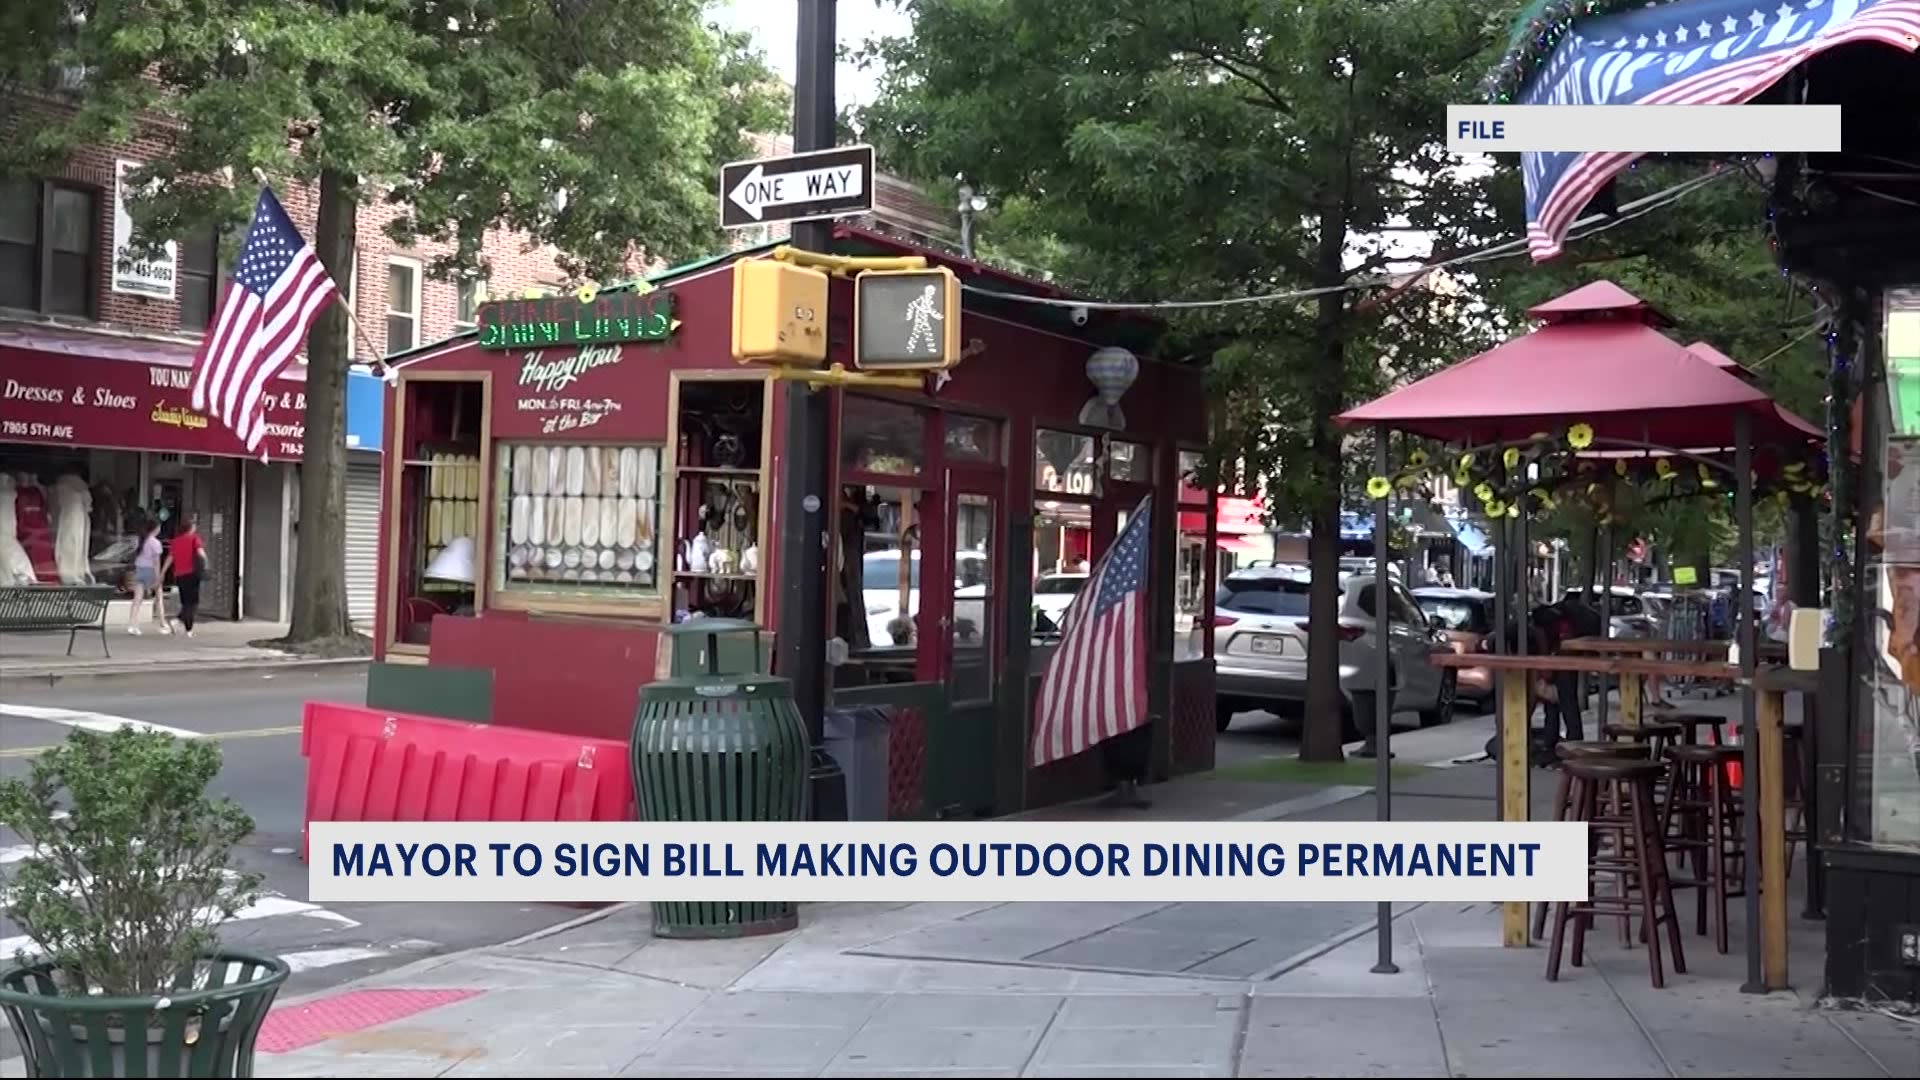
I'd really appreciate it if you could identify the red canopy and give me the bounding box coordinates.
[1338,282,1817,451]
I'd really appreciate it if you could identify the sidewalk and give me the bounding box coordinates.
[0,618,368,683]
[247,708,1916,1078]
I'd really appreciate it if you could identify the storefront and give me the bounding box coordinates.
[343,367,387,628]
[373,227,1218,817]
[0,320,304,621]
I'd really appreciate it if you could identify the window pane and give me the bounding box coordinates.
[1035,428,1095,494]
[950,492,995,703]
[178,273,213,330]
[841,396,924,477]
[1109,439,1151,482]
[843,485,922,649]
[455,279,481,327]
[48,187,93,254]
[944,413,998,464]
[0,243,34,308]
[0,178,36,245]
[387,262,416,314]
[494,441,666,599]
[386,314,416,353]
[179,230,217,274]
[1217,577,1311,616]
[47,252,90,316]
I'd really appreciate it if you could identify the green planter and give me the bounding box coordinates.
[632,621,809,939]
[0,950,289,1078]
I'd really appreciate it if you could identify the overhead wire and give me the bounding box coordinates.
[955,167,1735,312]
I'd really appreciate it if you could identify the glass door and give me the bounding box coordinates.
[920,466,1001,816]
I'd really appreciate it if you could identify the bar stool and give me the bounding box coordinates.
[1532,741,1653,941]
[1602,719,1684,760]
[1663,711,1726,747]
[1545,757,1688,988]
[1783,723,1808,878]
[1659,743,1746,954]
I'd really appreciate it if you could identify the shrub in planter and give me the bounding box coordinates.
[0,727,290,1078]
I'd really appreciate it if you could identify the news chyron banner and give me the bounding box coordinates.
[309,822,1588,905]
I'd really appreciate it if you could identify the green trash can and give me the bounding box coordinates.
[632,620,809,938]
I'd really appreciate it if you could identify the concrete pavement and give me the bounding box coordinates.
[0,617,368,684]
[0,670,585,1013]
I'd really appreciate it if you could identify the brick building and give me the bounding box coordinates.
[0,103,574,627]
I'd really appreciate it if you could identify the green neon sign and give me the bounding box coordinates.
[476,290,675,351]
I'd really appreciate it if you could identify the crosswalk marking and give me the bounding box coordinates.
[283,946,389,972]
[0,704,201,739]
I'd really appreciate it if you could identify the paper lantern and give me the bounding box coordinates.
[1078,346,1139,429]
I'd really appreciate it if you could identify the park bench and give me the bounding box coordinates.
[0,583,119,657]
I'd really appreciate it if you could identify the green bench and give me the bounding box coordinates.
[0,584,118,657]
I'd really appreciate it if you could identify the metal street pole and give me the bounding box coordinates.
[781,0,844,819]
[1371,424,1397,974]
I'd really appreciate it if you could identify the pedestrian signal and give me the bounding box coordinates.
[853,267,961,370]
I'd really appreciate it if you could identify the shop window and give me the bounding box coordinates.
[1035,428,1096,495]
[386,257,420,354]
[0,446,142,590]
[177,227,220,330]
[1108,439,1152,483]
[1030,500,1092,643]
[944,412,999,465]
[0,177,97,318]
[671,378,768,622]
[842,395,925,477]
[832,485,926,689]
[1175,448,1213,659]
[454,276,485,334]
[1860,294,1920,851]
[950,491,996,702]
[493,441,663,602]
[390,379,485,647]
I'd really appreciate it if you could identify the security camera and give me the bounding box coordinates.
[1069,305,1090,326]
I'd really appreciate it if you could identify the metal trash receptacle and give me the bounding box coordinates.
[631,620,807,938]
[822,706,893,821]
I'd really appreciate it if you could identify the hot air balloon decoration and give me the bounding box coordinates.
[1077,345,1139,429]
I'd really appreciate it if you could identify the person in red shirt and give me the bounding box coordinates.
[169,514,207,638]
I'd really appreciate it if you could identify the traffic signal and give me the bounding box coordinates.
[731,259,830,364]
[853,267,961,370]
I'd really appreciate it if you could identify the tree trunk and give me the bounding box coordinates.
[1300,207,1350,763]
[285,167,355,643]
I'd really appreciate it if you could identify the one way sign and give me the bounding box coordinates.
[720,144,874,230]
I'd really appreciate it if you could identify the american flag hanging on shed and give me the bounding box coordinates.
[1031,493,1153,767]
[190,187,339,455]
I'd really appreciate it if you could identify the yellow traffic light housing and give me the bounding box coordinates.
[731,259,830,364]
[853,267,961,370]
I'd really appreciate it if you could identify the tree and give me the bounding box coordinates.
[1,0,784,645]
[861,0,1509,759]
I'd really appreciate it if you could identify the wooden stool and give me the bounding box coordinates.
[1603,720,1684,761]
[1546,757,1688,988]
[1659,743,1747,954]
[1783,723,1807,878]
[1664,712,1726,746]
[1533,741,1653,941]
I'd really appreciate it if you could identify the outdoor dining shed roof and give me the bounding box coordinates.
[1337,281,1819,451]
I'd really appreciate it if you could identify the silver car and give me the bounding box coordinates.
[1213,565,1455,734]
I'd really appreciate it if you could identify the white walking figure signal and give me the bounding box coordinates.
[903,284,943,354]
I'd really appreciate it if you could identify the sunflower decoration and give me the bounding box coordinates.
[1366,475,1392,499]
[1506,502,1521,518]
[576,283,599,305]
[1654,458,1676,482]
[1473,481,1494,502]
[1484,497,1507,518]
[1502,446,1522,470]
[1566,422,1595,450]
[1406,447,1429,470]
[1530,487,1557,510]
[1697,461,1719,490]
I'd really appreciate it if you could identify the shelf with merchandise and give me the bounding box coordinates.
[669,377,770,624]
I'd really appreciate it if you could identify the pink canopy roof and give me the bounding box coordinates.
[1338,282,1817,450]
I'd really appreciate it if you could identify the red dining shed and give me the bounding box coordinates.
[361,225,1219,819]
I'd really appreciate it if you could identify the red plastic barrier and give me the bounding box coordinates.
[300,702,633,861]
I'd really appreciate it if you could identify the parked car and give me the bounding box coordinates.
[1213,565,1454,734]
[1031,572,1089,634]
[1411,587,1496,709]
[1562,586,1656,639]
[862,548,987,647]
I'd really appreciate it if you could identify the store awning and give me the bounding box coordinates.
[1504,0,1920,261]
[1218,535,1263,554]
[1454,521,1491,555]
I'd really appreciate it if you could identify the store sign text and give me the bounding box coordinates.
[0,361,306,459]
[478,291,676,351]
[511,344,627,434]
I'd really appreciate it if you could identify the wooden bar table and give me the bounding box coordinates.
[1753,664,1818,991]
[1560,636,1731,730]
[1430,650,1786,982]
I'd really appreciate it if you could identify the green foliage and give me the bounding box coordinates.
[0,1,787,279]
[0,729,260,998]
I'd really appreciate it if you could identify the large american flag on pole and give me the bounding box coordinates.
[1514,0,1920,261]
[1031,493,1152,767]
[190,187,339,454]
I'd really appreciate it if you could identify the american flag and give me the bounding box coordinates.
[1031,493,1152,767]
[1520,0,1920,261]
[190,187,339,453]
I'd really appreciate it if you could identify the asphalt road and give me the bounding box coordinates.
[0,668,583,1006]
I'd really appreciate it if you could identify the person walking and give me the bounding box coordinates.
[127,520,171,635]
[169,513,207,638]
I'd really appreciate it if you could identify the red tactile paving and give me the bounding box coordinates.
[256,988,487,1054]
